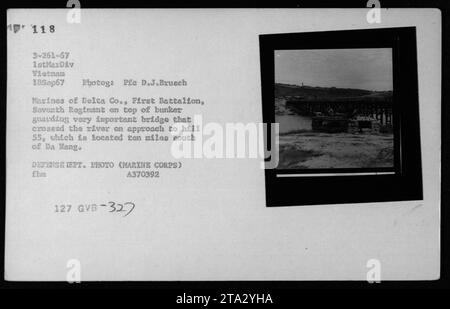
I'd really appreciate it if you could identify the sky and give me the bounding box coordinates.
[274,48,393,91]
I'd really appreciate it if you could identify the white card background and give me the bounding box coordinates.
[6,9,441,281]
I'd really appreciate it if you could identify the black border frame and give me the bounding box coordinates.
[261,27,423,206]
[0,0,448,294]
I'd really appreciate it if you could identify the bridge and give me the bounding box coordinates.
[284,94,393,126]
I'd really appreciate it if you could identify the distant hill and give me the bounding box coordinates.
[275,83,392,101]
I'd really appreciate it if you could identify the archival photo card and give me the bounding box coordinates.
[5,8,438,284]
[275,48,394,172]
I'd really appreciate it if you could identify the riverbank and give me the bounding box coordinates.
[278,132,394,169]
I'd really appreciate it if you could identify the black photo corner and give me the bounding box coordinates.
[0,0,449,294]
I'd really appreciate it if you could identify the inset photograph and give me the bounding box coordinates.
[274,48,394,170]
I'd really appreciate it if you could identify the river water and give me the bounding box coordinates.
[276,115,312,134]
[275,98,313,134]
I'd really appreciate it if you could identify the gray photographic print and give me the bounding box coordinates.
[275,48,394,170]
